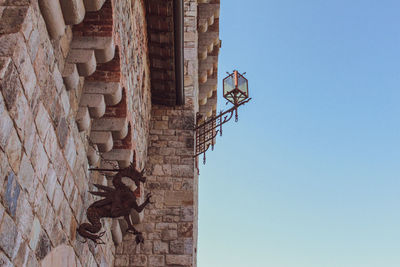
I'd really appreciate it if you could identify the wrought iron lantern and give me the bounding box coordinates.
[223,70,249,106]
[195,70,251,163]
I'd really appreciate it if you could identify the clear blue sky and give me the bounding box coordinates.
[198,1,400,266]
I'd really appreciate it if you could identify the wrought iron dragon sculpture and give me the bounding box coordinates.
[77,161,151,244]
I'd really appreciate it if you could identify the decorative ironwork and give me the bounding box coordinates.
[194,70,251,163]
[77,161,151,245]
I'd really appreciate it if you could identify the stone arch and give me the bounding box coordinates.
[41,245,79,267]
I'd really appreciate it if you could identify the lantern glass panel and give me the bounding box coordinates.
[237,73,248,103]
[223,74,236,104]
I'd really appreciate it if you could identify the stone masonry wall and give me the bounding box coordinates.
[0,1,115,266]
[0,0,151,266]
[114,0,200,266]
[114,103,197,267]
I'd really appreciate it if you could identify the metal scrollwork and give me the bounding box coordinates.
[194,98,251,163]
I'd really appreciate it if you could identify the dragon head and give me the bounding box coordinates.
[125,162,146,184]
[136,168,146,183]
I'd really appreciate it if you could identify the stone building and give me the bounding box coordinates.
[0,0,220,266]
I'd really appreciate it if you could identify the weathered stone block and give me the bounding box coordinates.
[148,232,161,240]
[63,171,75,201]
[153,121,169,130]
[30,135,49,181]
[69,186,80,217]
[59,87,71,115]
[33,184,48,223]
[152,164,164,176]
[27,27,40,62]
[114,255,129,266]
[0,104,13,150]
[159,147,175,156]
[35,103,52,142]
[44,166,57,201]
[0,151,9,192]
[161,229,177,241]
[18,153,34,191]
[0,32,19,57]
[163,215,180,223]
[184,238,193,255]
[163,129,176,135]
[142,222,155,233]
[22,111,35,158]
[165,191,193,207]
[53,149,67,184]
[140,240,153,254]
[170,240,184,254]
[49,220,66,248]
[165,208,181,217]
[13,241,29,267]
[48,94,64,126]
[44,125,59,163]
[148,255,165,266]
[166,255,192,266]
[130,254,147,267]
[25,250,39,267]
[8,89,29,141]
[164,156,180,164]
[0,212,19,258]
[168,140,185,148]
[151,140,168,148]
[26,174,39,205]
[180,156,195,166]
[0,251,12,267]
[12,35,36,101]
[171,164,194,178]
[176,148,194,156]
[33,49,57,103]
[121,239,136,255]
[156,223,171,230]
[181,207,194,222]
[64,134,76,170]
[153,240,168,254]
[4,171,20,218]
[16,192,33,239]
[56,117,69,149]
[5,129,22,174]
[177,223,193,238]
[59,201,72,237]
[0,6,28,34]
[51,181,63,213]
[0,56,11,79]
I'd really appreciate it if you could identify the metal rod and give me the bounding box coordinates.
[194,98,251,131]
[194,97,252,159]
